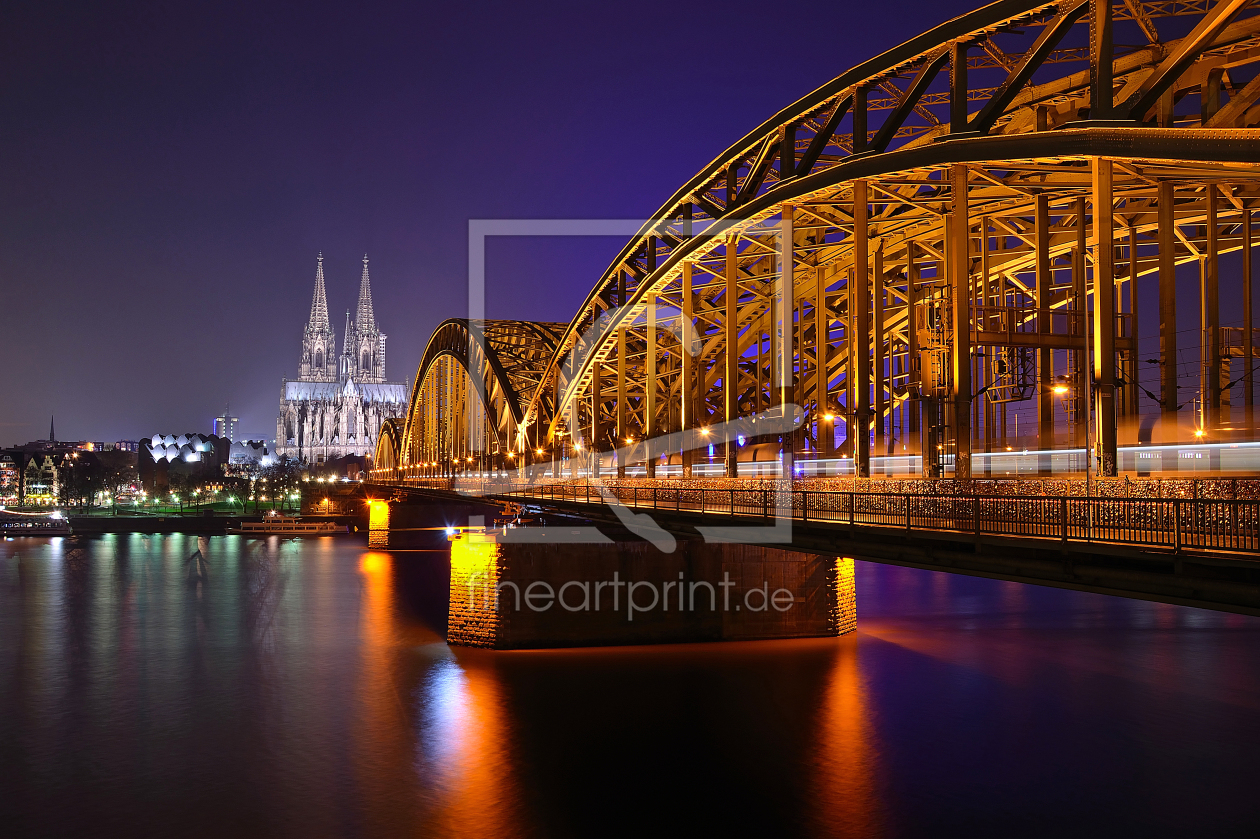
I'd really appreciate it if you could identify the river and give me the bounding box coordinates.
[2,534,1257,837]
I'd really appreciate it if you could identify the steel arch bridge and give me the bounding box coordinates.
[377,0,1260,485]
[376,318,567,472]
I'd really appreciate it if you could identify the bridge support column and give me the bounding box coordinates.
[907,244,923,471]
[1036,194,1054,474]
[1092,157,1118,476]
[840,267,855,463]
[1158,182,1178,469]
[617,270,628,479]
[592,344,602,480]
[781,205,796,479]
[949,165,972,480]
[874,243,886,468]
[853,180,871,478]
[447,533,856,649]
[682,261,696,479]
[1246,209,1255,434]
[1205,183,1222,434]
[725,234,739,477]
[1073,199,1088,451]
[815,263,833,465]
[1127,219,1140,421]
[646,292,657,478]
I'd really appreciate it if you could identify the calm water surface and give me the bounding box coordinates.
[2,534,1258,838]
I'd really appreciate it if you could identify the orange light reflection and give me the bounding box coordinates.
[810,637,884,836]
[422,653,522,837]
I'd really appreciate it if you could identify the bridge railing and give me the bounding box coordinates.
[498,484,1260,557]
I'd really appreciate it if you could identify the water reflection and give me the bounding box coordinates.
[414,652,521,837]
[811,637,883,837]
[2,536,1260,837]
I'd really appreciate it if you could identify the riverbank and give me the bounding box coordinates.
[66,513,363,535]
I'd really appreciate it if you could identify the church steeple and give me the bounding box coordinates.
[309,253,330,330]
[355,255,376,334]
[299,253,336,380]
[351,254,386,383]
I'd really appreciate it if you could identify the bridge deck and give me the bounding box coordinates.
[504,483,1260,558]
[365,481,1260,617]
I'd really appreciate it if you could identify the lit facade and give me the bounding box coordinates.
[22,456,57,504]
[0,455,18,502]
[213,408,238,442]
[276,254,407,464]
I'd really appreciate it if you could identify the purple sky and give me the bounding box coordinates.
[2,0,1119,445]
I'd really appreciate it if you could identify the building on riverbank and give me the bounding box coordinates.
[0,455,19,502]
[21,455,57,504]
[139,433,228,492]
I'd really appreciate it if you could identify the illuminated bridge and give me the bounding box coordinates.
[377,0,1260,484]
[367,0,1260,620]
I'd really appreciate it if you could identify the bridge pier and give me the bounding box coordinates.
[366,495,505,549]
[447,533,856,649]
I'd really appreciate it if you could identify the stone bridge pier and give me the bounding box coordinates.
[447,530,855,649]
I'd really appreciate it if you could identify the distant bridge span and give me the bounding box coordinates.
[378,0,1260,483]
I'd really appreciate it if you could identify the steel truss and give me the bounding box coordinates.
[381,0,1260,482]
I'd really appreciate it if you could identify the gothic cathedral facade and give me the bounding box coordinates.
[276,255,408,464]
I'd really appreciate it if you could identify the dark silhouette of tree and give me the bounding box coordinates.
[97,450,138,513]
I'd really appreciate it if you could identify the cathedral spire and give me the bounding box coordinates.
[308,253,330,330]
[299,252,335,380]
[339,310,354,382]
[355,254,376,334]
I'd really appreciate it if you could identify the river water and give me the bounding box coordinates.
[1,534,1258,838]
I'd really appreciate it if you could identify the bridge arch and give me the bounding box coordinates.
[374,417,403,472]
[381,0,1260,483]
[388,318,565,478]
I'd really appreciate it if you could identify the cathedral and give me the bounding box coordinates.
[276,255,409,464]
